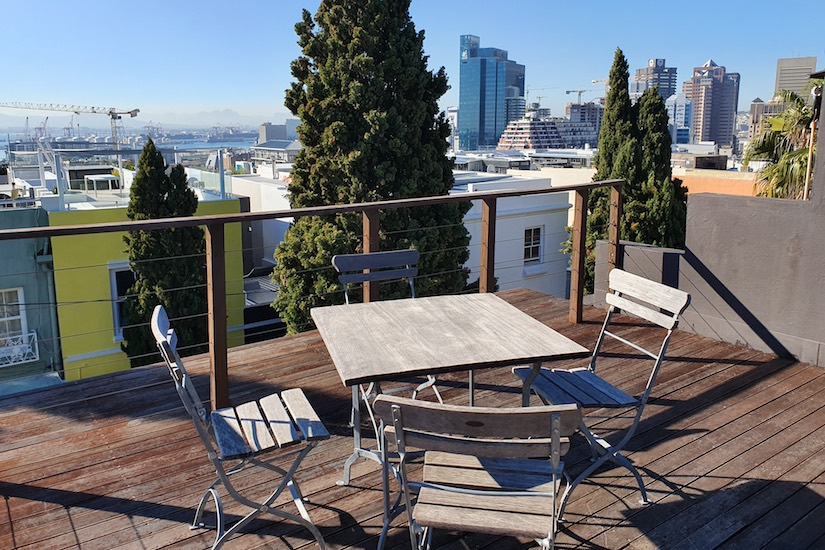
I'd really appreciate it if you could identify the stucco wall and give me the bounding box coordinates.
[674,169,756,196]
[677,106,825,366]
[595,108,825,367]
[50,200,246,380]
[463,175,573,297]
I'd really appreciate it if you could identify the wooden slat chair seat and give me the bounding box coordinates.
[514,268,691,521]
[374,395,581,550]
[332,250,442,429]
[416,452,561,540]
[151,305,329,550]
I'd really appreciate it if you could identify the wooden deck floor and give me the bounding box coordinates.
[1,289,823,549]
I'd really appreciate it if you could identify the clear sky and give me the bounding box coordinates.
[1,0,823,130]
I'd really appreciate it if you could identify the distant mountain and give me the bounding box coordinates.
[0,108,293,135]
[147,109,288,128]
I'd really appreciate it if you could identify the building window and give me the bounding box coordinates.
[524,226,542,264]
[0,287,39,367]
[0,288,25,342]
[110,262,135,341]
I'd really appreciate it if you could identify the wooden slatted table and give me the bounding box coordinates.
[311,293,589,485]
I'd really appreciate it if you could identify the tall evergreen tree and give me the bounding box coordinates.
[585,48,641,288]
[273,0,470,333]
[582,50,687,290]
[633,87,687,248]
[593,49,637,183]
[122,138,207,366]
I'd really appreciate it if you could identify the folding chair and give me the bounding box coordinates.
[332,250,442,427]
[514,268,690,520]
[151,305,329,550]
[374,395,581,550]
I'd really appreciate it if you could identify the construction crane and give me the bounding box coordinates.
[525,86,559,111]
[35,117,49,140]
[63,115,74,138]
[592,78,609,95]
[565,89,597,103]
[0,102,139,148]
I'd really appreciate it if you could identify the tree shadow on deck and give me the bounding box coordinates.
[617,478,824,549]
[0,352,356,433]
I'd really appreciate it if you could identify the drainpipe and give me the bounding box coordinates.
[40,256,62,376]
[54,153,65,210]
[38,151,46,188]
[217,148,226,199]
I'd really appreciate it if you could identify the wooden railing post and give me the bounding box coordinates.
[480,198,497,293]
[205,223,229,410]
[608,183,623,273]
[569,189,588,324]
[362,208,380,302]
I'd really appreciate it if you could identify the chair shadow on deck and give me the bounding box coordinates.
[0,481,365,549]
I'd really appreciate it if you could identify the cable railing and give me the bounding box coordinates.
[0,179,624,406]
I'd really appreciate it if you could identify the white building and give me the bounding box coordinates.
[456,170,583,297]
[227,167,592,298]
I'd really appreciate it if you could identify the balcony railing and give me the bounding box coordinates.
[0,179,624,407]
[0,331,39,367]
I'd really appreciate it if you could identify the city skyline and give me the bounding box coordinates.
[1,0,822,129]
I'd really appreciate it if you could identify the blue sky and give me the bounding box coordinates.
[1,0,822,129]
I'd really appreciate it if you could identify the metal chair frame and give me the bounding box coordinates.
[151,305,328,549]
[515,268,691,521]
[332,250,443,486]
[374,395,582,550]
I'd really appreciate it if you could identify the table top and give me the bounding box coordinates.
[311,293,589,387]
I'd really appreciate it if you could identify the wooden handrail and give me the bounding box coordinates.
[0,178,624,409]
[0,180,624,240]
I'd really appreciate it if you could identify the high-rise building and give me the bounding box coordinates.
[459,34,525,150]
[682,60,740,147]
[259,122,286,143]
[285,119,300,140]
[665,93,693,144]
[566,102,604,133]
[774,57,817,97]
[631,58,677,103]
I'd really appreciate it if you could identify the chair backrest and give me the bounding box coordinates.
[605,269,691,330]
[332,249,419,304]
[595,269,691,405]
[151,305,210,430]
[373,395,581,463]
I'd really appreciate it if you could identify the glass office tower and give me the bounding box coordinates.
[459,35,525,151]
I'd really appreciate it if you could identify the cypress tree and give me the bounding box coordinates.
[585,48,641,289]
[635,87,687,248]
[582,50,686,290]
[122,138,207,366]
[273,0,470,333]
[593,48,637,182]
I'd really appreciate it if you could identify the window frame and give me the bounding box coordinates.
[0,287,27,341]
[523,226,542,265]
[109,261,135,342]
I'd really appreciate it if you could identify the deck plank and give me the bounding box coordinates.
[0,289,821,549]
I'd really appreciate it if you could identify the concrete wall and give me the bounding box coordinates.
[674,168,756,196]
[227,175,293,269]
[594,107,825,367]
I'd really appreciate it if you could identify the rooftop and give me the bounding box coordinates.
[2,289,821,549]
